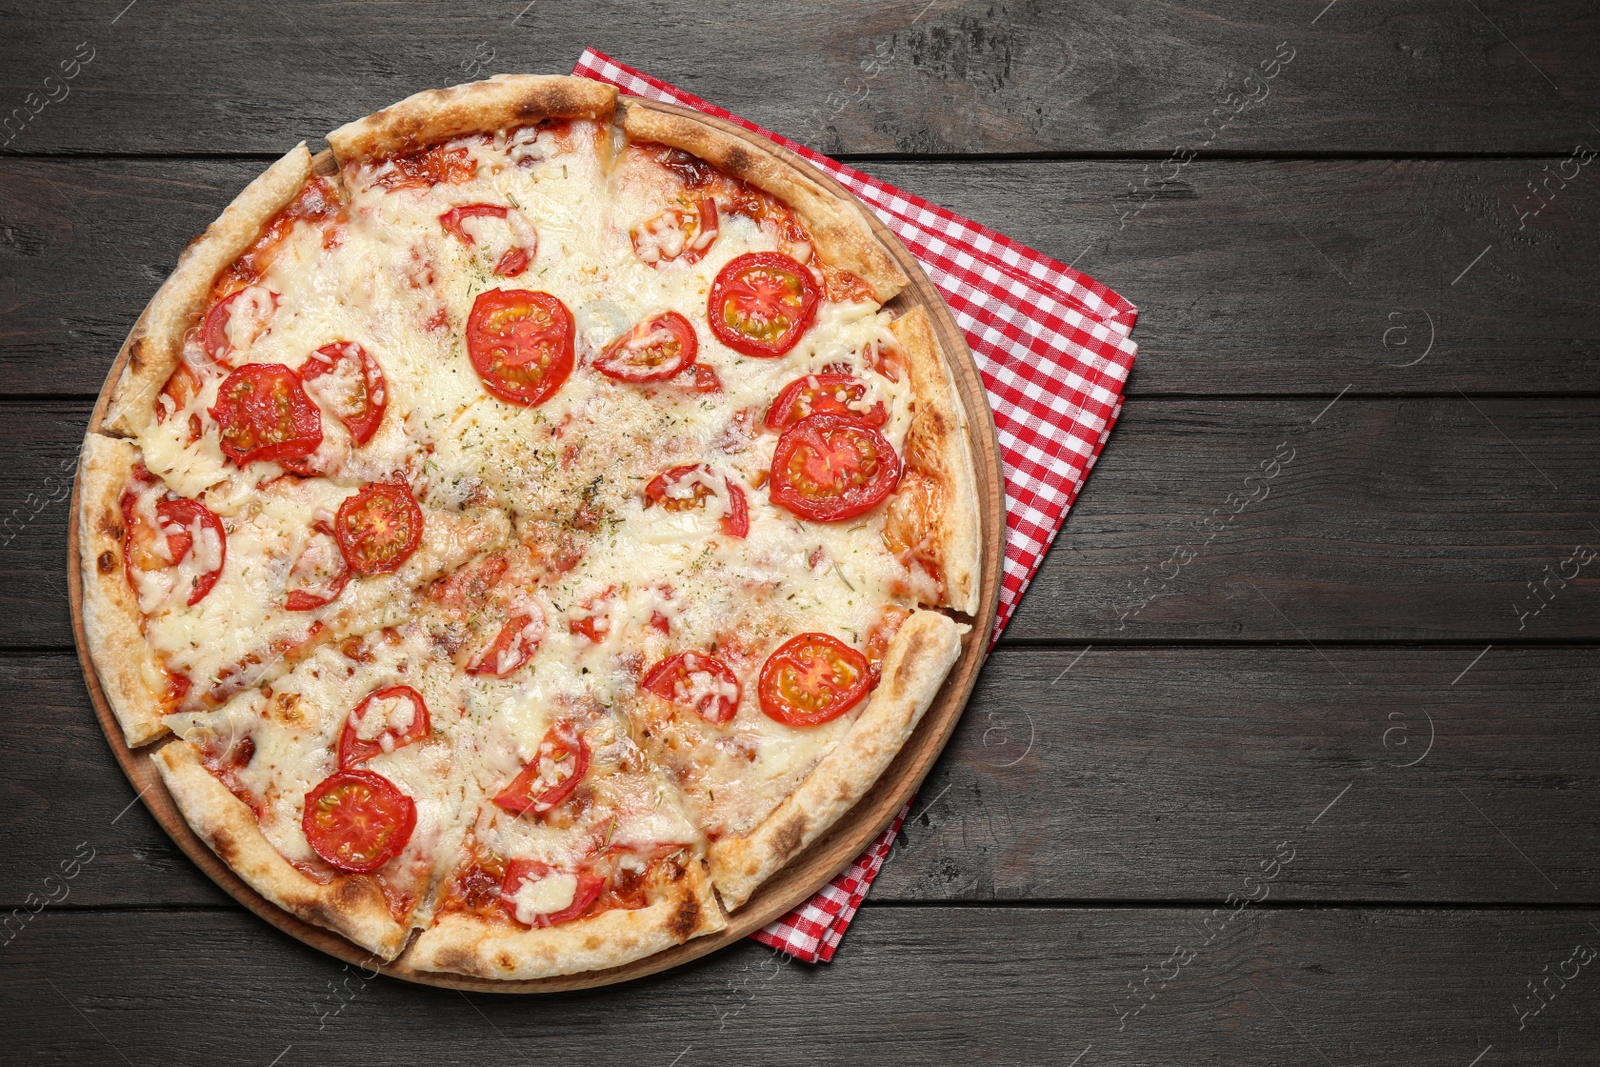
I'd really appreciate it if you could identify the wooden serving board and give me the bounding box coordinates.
[68,96,1005,992]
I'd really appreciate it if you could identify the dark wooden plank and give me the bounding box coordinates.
[1010,397,1600,642]
[880,646,1600,904]
[0,654,232,910]
[2,1,1597,156]
[9,646,1597,908]
[4,906,1598,1064]
[0,159,207,395]
[5,397,1598,648]
[875,157,1600,397]
[0,403,91,647]
[4,157,1599,398]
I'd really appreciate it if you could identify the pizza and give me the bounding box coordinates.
[76,75,983,981]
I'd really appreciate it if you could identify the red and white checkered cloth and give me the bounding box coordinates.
[574,49,1138,963]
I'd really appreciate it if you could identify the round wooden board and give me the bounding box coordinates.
[68,94,1005,992]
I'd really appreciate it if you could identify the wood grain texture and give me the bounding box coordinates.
[5,157,1599,397]
[6,907,1599,1063]
[6,398,1598,647]
[1,1,1596,156]
[6,647,1597,909]
[1010,397,1600,643]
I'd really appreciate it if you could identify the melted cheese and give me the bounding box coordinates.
[134,119,935,922]
[510,871,577,923]
[224,285,277,351]
[139,478,505,705]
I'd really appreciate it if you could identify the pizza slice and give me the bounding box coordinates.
[685,309,978,909]
[101,145,432,501]
[402,672,725,980]
[152,623,487,959]
[79,433,509,746]
[377,541,727,978]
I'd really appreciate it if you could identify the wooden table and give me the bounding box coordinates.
[3,2,1597,1063]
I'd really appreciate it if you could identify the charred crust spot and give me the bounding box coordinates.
[493,950,517,973]
[96,511,123,542]
[300,877,390,944]
[888,627,932,696]
[722,145,755,178]
[666,895,701,941]
[208,825,239,865]
[583,935,602,951]
[97,550,117,574]
[432,946,481,976]
[517,87,573,120]
[771,812,807,860]
[399,115,429,147]
[336,875,378,908]
[127,336,150,374]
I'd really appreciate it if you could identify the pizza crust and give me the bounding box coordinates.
[78,434,170,747]
[326,74,617,164]
[708,609,964,910]
[891,307,984,615]
[102,144,314,439]
[152,741,412,960]
[404,858,727,980]
[620,102,908,304]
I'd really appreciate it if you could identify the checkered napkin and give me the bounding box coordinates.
[574,49,1139,962]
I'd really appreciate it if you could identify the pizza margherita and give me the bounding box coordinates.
[77,74,982,980]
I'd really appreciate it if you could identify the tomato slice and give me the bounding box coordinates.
[864,604,912,683]
[201,286,278,364]
[758,632,874,727]
[338,685,431,768]
[467,612,544,676]
[769,413,901,522]
[594,311,699,383]
[335,483,423,576]
[567,586,615,643]
[301,769,416,873]
[122,493,227,608]
[631,198,719,266]
[685,363,722,393]
[160,498,226,606]
[439,203,505,242]
[494,247,530,277]
[766,373,888,432]
[285,520,349,611]
[493,721,590,815]
[465,289,575,406]
[438,204,537,278]
[642,651,741,725]
[708,252,820,357]
[644,464,748,538]
[500,860,605,927]
[299,342,388,445]
[209,363,323,467]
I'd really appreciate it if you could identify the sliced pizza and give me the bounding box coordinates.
[79,433,508,745]
[80,74,986,979]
